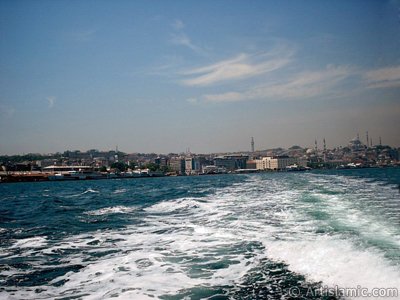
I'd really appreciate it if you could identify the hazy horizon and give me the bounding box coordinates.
[0,135,396,157]
[1,0,400,155]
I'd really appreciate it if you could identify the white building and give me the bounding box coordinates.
[254,156,307,170]
[185,157,194,175]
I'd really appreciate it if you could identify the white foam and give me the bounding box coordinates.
[10,236,47,249]
[266,236,400,299]
[86,188,100,193]
[85,206,137,216]
[2,172,400,299]
[65,188,100,198]
[113,188,127,194]
[144,197,206,214]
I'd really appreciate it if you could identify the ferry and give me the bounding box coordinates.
[44,166,104,181]
[285,164,311,172]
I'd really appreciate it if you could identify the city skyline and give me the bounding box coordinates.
[1,1,400,155]
[0,133,395,157]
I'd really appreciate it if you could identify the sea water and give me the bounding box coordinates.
[1,168,399,299]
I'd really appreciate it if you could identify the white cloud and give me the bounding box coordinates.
[47,96,56,108]
[202,65,352,103]
[364,66,400,89]
[169,19,207,56]
[170,32,206,55]
[181,51,293,86]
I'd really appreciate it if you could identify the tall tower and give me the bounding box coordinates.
[366,131,369,147]
[314,139,318,152]
[251,137,255,153]
[379,136,382,146]
[323,138,327,162]
[115,145,119,162]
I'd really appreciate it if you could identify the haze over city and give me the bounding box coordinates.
[1,0,400,155]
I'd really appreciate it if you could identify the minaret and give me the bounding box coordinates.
[251,137,255,153]
[323,138,327,162]
[366,131,369,147]
[379,136,382,146]
[370,138,373,147]
[115,145,119,162]
[314,139,318,152]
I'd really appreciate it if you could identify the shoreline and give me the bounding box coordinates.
[1,165,398,184]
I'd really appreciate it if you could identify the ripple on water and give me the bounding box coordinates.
[0,170,399,299]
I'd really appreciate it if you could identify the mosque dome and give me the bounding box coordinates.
[348,137,364,151]
[306,148,315,154]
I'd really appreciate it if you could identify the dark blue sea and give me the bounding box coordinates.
[1,169,400,299]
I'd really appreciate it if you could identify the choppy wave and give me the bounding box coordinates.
[85,206,138,216]
[267,236,400,294]
[65,188,101,198]
[1,170,400,299]
[10,236,48,249]
[113,188,127,194]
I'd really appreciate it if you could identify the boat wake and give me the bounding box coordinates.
[1,171,399,299]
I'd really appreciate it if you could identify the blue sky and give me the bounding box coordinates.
[1,0,399,154]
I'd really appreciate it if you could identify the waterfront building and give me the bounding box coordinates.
[185,157,195,175]
[42,165,95,173]
[38,159,59,168]
[63,150,92,160]
[184,156,208,175]
[155,156,168,167]
[268,156,296,170]
[214,155,248,171]
[246,160,257,169]
[214,157,236,170]
[254,156,307,171]
[202,165,227,174]
[169,158,185,175]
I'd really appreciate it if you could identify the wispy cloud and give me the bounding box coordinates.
[364,66,400,89]
[170,19,207,56]
[172,19,185,30]
[201,65,352,103]
[170,33,206,55]
[46,96,56,108]
[181,51,293,87]
[146,55,187,78]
